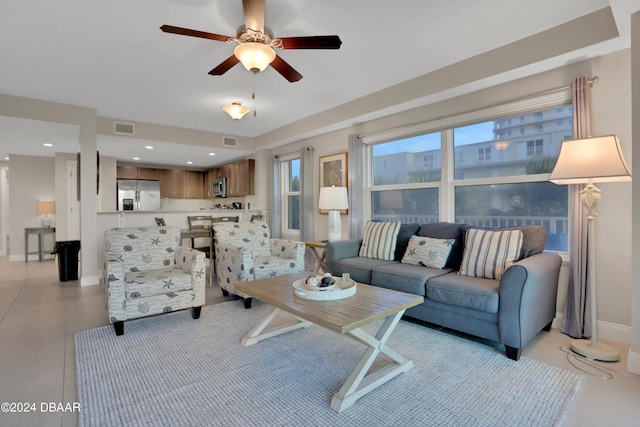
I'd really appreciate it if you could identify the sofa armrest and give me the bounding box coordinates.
[324,239,363,272]
[104,251,127,323]
[269,239,306,264]
[498,251,562,349]
[174,246,206,291]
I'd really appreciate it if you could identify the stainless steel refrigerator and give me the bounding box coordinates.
[117,180,161,211]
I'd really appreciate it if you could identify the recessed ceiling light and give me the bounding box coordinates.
[187,161,193,165]
[209,152,216,156]
[145,146,154,150]
[133,157,140,161]
[43,143,53,147]
[4,156,9,161]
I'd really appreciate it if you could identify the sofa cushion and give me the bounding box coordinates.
[253,257,303,280]
[459,228,523,280]
[359,221,401,261]
[427,272,500,313]
[393,222,421,261]
[125,267,194,299]
[417,222,467,269]
[371,262,452,296]
[401,236,454,269]
[465,224,547,260]
[331,256,397,285]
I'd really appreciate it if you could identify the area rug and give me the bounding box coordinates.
[75,301,583,427]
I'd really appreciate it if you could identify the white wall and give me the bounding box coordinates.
[9,155,56,261]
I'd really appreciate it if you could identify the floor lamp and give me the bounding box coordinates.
[549,135,631,361]
[318,185,349,242]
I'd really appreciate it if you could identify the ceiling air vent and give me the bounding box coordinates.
[114,122,135,135]
[223,136,237,147]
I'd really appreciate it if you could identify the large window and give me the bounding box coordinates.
[281,156,300,233]
[368,100,572,251]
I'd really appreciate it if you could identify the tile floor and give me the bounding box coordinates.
[0,255,639,426]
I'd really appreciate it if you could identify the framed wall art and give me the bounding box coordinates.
[319,152,348,214]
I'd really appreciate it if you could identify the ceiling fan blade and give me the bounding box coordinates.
[208,55,240,75]
[243,0,265,33]
[160,25,232,43]
[278,35,342,50]
[270,55,303,82]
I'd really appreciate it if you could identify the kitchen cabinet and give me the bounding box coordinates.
[186,170,204,199]
[160,169,204,199]
[160,169,186,198]
[226,159,255,197]
[117,166,159,180]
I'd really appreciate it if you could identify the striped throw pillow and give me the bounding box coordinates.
[359,221,401,261]
[459,228,523,280]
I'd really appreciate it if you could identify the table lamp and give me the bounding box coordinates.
[318,185,349,241]
[36,201,56,228]
[549,135,631,361]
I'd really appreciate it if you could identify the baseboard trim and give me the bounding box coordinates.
[81,275,100,286]
[627,350,640,375]
[552,313,631,344]
[9,254,55,262]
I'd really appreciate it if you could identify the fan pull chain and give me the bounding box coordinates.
[252,92,256,117]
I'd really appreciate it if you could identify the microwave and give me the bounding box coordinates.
[212,177,227,197]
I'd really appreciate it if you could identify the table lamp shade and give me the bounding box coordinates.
[36,201,55,228]
[549,135,631,184]
[318,186,348,242]
[318,186,349,210]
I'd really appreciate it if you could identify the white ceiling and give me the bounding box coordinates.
[1,0,639,169]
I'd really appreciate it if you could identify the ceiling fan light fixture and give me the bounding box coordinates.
[223,102,250,120]
[234,42,275,73]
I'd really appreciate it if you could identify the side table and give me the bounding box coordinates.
[25,227,56,262]
[305,241,327,273]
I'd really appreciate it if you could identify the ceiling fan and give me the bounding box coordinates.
[160,0,342,82]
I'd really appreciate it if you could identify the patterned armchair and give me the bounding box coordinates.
[212,222,305,308]
[104,226,206,335]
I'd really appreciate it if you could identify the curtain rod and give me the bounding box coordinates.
[357,76,599,141]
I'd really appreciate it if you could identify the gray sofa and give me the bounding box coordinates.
[325,222,562,360]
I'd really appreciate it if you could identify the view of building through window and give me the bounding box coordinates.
[371,104,572,251]
[283,158,300,231]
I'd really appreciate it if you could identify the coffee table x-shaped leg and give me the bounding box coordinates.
[240,306,413,412]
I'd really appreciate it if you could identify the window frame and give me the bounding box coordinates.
[279,153,301,236]
[362,89,572,255]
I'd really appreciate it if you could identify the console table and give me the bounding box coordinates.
[25,227,56,262]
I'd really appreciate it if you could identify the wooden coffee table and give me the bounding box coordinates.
[235,272,424,412]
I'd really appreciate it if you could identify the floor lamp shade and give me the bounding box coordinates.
[549,135,631,361]
[36,201,56,228]
[318,186,349,242]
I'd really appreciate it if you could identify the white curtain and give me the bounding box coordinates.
[562,76,592,338]
[348,134,365,239]
[299,146,315,242]
[271,155,282,238]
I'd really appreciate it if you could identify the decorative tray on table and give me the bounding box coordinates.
[293,275,357,301]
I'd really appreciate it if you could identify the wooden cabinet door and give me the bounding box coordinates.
[159,169,173,198]
[172,170,187,198]
[117,166,137,179]
[136,167,159,180]
[186,171,204,199]
[235,159,255,196]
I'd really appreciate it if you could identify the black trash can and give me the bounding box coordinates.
[53,240,81,282]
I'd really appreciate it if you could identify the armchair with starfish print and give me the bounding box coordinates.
[104,226,205,335]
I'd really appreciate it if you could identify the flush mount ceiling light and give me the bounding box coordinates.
[223,102,251,120]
